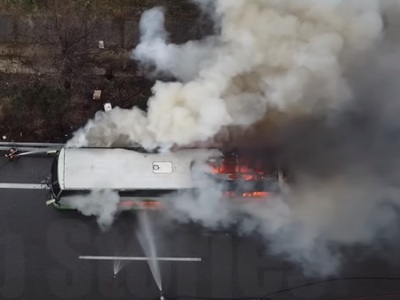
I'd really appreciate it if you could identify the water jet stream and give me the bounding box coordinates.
[137,211,163,292]
[113,259,124,277]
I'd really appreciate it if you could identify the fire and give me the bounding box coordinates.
[224,191,269,198]
[119,200,162,210]
[208,155,266,181]
[243,191,268,198]
[207,153,277,199]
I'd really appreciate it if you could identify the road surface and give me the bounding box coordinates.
[0,152,400,299]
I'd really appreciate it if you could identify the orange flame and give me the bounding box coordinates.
[208,158,266,181]
[119,200,162,210]
[224,191,269,198]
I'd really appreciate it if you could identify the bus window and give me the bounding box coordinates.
[51,156,61,198]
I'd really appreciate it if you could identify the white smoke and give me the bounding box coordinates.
[166,161,400,277]
[166,162,234,228]
[62,190,120,231]
[133,6,219,82]
[62,0,400,277]
[67,0,384,149]
[165,42,400,277]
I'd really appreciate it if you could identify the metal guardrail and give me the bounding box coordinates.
[0,142,64,147]
[0,142,64,152]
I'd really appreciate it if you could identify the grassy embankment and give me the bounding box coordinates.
[0,0,205,142]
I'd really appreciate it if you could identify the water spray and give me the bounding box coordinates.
[137,211,163,293]
[112,256,125,279]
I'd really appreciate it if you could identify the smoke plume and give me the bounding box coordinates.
[167,44,400,276]
[133,6,219,82]
[64,0,400,277]
[62,190,120,231]
[67,0,383,149]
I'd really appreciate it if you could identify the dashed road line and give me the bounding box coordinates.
[79,256,202,262]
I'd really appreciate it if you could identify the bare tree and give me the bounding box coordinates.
[48,0,99,90]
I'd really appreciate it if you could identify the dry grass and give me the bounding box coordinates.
[0,0,206,142]
[0,0,193,15]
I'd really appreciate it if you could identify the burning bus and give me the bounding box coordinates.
[46,147,286,210]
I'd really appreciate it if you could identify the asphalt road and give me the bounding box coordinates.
[1,153,400,299]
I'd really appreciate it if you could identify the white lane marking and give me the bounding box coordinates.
[0,183,48,190]
[79,256,202,262]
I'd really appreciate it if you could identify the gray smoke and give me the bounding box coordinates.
[64,0,400,277]
[67,0,384,149]
[62,190,120,231]
[133,6,219,82]
[166,45,400,277]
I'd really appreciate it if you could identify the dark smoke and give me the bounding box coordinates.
[64,0,400,277]
[168,44,400,277]
[279,46,400,181]
[246,45,400,275]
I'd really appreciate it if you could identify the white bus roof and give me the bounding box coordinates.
[57,147,222,190]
